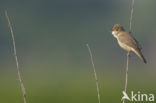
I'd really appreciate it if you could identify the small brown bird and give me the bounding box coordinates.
[110,24,147,63]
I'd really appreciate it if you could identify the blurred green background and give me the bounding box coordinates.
[0,0,156,103]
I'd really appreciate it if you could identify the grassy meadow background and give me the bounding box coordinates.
[0,0,156,103]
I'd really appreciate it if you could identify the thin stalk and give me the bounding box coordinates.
[86,44,101,103]
[5,10,27,103]
[129,0,135,33]
[123,0,135,103]
[123,52,130,103]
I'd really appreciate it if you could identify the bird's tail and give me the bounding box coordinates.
[134,50,147,64]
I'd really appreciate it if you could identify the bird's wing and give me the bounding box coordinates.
[118,32,141,50]
[134,38,142,50]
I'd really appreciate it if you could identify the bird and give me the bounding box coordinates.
[110,24,147,63]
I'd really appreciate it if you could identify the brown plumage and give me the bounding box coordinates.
[111,24,147,63]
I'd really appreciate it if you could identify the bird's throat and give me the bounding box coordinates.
[112,31,119,38]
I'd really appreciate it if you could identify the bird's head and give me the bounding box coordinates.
[110,24,125,38]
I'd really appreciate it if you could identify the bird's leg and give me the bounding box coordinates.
[127,51,131,57]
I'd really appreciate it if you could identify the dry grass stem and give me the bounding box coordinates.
[86,44,101,103]
[5,10,27,103]
[123,0,135,103]
[129,0,135,33]
[123,52,130,103]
